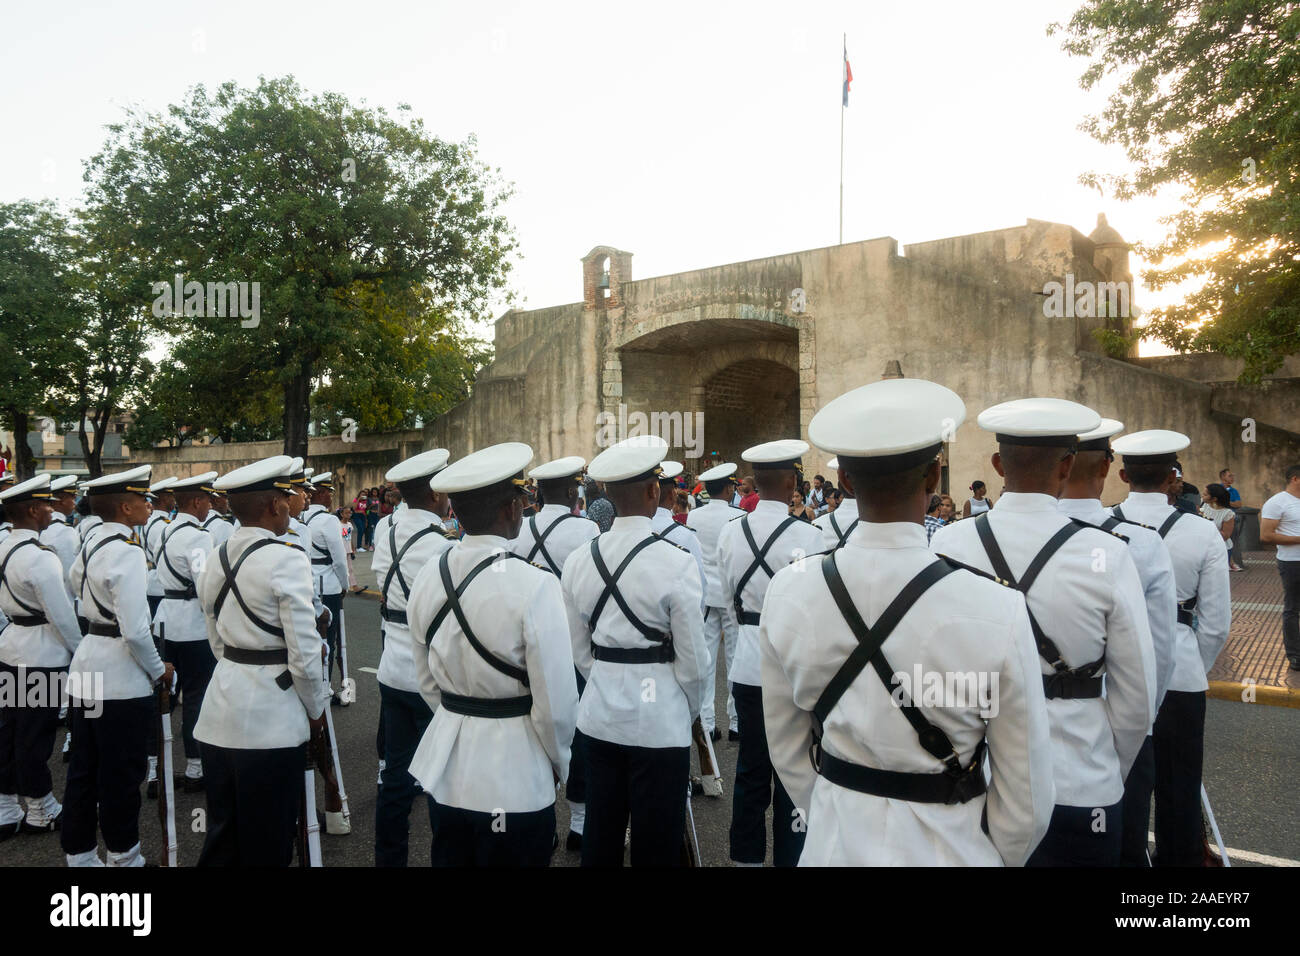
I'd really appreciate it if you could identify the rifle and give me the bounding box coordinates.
[311,642,351,836]
[298,766,322,866]
[692,717,723,797]
[682,781,702,866]
[156,682,178,867]
[337,606,356,704]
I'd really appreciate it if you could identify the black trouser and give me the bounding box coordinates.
[163,639,216,762]
[1026,800,1124,866]
[321,592,344,686]
[565,669,588,808]
[147,594,162,620]
[61,696,152,855]
[375,628,387,760]
[374,683,436,867]
[1119,735,1155,866]
[582,734,689,867]
[1280,560,1300,664]
[730,681,805,866]
[196,742,306,867]
[144,633,173,761]
[0,663,63,798]
[1152,689,1206,866]
[429,801,555,867]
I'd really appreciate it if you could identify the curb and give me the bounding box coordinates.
[1208,680,1299,709]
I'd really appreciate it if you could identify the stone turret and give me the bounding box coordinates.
[1089,213,1132,286]
[582,246,633,310]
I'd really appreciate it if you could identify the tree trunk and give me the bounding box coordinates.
[76,409,94,478]
[282,362,312,459]
[88,412,108,478]
[9,410,35,481]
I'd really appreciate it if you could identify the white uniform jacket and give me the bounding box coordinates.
[371,507,456,694]
[1113,493,1231,692]
[302,505,349,597]
[812,498,861,551]
[561,515,709,749]
[930,492,1155,807]
[406,534,578,813]
[717,499,826,688]
[761,522,1055,865]
[67,522,164,700]
[508,504,599,578]
[685,497,744,608]
[0,529,82,668]
[154,512,213,644]
[195,528,329,749]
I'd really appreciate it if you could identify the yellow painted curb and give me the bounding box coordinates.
[1208,680,1300,709]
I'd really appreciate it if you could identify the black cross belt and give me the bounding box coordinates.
[85,622,122,637]
[591,641,675,664]
[817,747,987,805]
[440,691,533,718]
[163,587,197,600]
[9,614,48,627]
[380,606,407,624]
[1042,672,1104,699]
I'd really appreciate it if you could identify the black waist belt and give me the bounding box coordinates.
[222,646,289,666]
[1042,672,1104,699]
[310,557,331,566]
[86,622,122,637]
[163,587,197,600]
[9,614,48,627]
[1177,608,1195,627]
[440,691,532,718]
[381,606,407,624]
[591,642,675,664]
[737,609,761,627]
[817,749,988,805]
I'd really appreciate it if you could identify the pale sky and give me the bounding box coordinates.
[1,0,1179,345]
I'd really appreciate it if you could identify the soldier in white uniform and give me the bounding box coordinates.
[156,472,218,792]
[0,476,83,839]
[142,478,177,621]
[507,455,598,851]
[651,461,707,592]
[39,476,81,578]
[686,462,742,742]
[62,466,170,866]
[562,436,709,866]
[0,472,15,549]
[406,443,578,866]
[1110,430,1231,867]
[372,448,457,867]
[1057,420,1177,866]
[813,457,860,550]
[717,439,825,866]
[74,488,103,552]
[303,472,350,704]
[202,486,234,551]
[194,456,329,866]
[931,398,1156,866]
[762,380,1055,865]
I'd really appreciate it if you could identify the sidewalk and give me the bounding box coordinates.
[346,545,1298,706]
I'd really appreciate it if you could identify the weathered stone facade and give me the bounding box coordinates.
[424,218,1300,508]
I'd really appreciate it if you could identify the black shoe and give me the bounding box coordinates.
[1290,659,1300,671]
[728,729,740,741]
[565,830,582,852]
[690,778,704,796]
[182,776,204,794]
[330,694,342,707]
[62,748,71,764]
[552,831,559,852]
[709,727,721,743]
[20,810,61,834]
[0,820,20,842]
[146,778,158,799]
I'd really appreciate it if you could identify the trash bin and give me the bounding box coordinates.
[1237,506,1261,552]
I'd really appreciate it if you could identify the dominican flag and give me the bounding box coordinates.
[843,45,852,107]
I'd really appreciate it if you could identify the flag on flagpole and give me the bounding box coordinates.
[842,47,852,107]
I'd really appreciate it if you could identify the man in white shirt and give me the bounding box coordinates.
[1058,420,1176,867]
[63,466,170,867]
[764,380,1054,865]
[194,456,329,866]
[813,457,860,550]
[371,449,457,866]
[508,455,599,852]
[303,473,351,705]
[406,442,578,866]
[0,476,84,839]
[39,476,81,579]
[686,462,743,741]
[1111,431,1232,866]
[156,472,218,792]
[717,439,826,866]
[932,398,1155,866]
[1260,463,1300,670]
[562,436,708,866]
[142,478,177,621]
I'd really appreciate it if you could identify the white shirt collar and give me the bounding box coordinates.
[987,492,1056,513]
[1125,492,1169,507]
[1057,497,1105,519]
[754,499,788,516]
[611,515,652,533]
[461,533,507,551]
[846,521,928,550]
[540,503,572,517]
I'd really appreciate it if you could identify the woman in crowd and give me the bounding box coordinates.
[1202,483,1240,571]
[962,480,993,519]
[364,486,382,549]
[350,489,369,547]
[788,489,816,522]
[672,491,690,524]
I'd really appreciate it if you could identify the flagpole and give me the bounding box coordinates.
[839,33,845,246]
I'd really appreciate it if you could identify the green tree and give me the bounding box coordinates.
[1052,1,1300,383]
[87,75,515,456]
[0,201,83,480]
